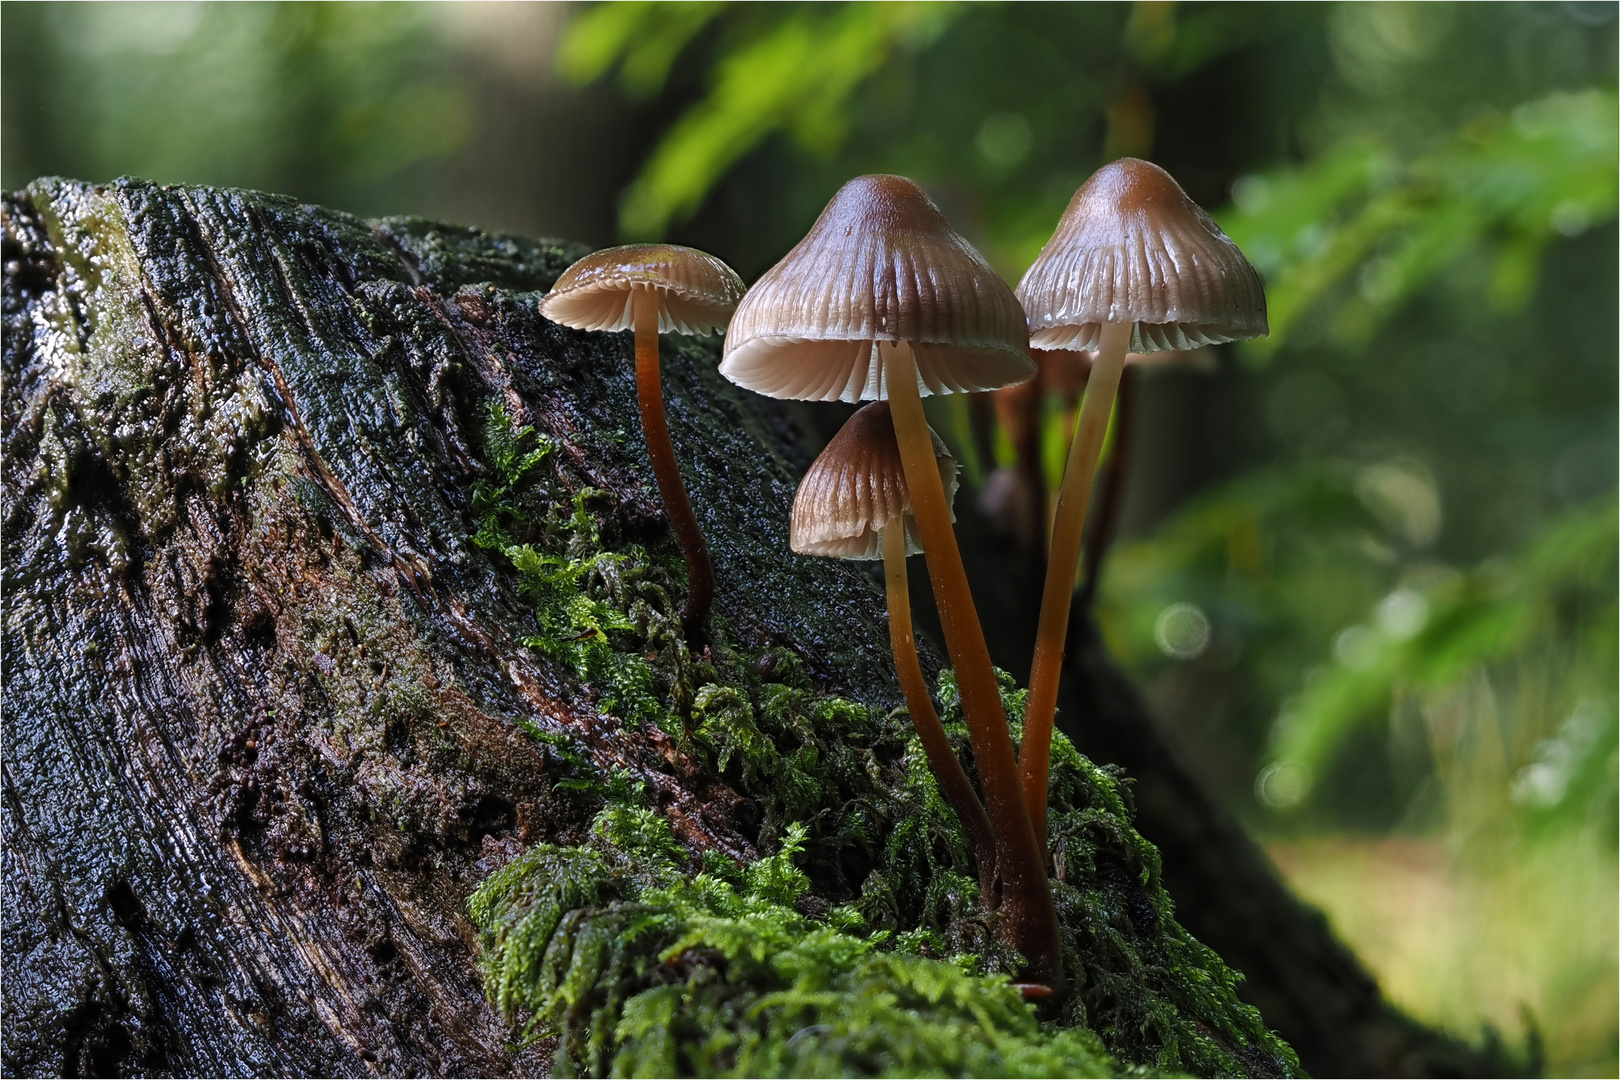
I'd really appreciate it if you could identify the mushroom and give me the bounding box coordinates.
[790,401,998,904]
[540,244,746,641]
[1014,158,1267,843]
[722,175,1062,993]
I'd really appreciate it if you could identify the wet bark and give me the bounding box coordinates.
[1,178,1518,1079]
[1,178,905,1078]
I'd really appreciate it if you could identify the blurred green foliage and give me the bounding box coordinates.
[559,2,956,239]
[1224,88,1619,356]
[1,2,469,213]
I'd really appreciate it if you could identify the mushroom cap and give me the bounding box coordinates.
[1015,158,1267,354]
[539,243,745,335]
[722,175,1035,402]
[790,401,958,561]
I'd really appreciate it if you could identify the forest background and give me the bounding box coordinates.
[3,2,1615,1074]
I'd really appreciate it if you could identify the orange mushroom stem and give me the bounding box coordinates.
[632,293,714,641]
[1079,366,1137,608]
[881,522,999,906]
[1021,320,1130,846]
[884,340,1064,994]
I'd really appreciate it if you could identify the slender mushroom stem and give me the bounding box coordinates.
[1021,321,1132,846]
[883,340,1064,994]
[1078,366,1136,610]
[882,522,999,907]
[633,291,714,642]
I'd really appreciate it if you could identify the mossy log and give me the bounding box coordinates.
[1,179,1510,1079]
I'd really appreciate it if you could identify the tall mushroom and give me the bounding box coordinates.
[540,244,746,642]
[791,402,998,904]
[721,175,1063,992]
[1015,158,1267,843]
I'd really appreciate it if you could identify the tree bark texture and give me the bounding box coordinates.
[1,178,1518,1078]
[1,178,909,1077]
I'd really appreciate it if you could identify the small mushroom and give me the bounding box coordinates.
[1014,158,1267,842]
[540,244,745,641]
[722,175,1062,993]
[790,402,998,904]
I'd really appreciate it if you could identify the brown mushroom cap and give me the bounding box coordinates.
[540,243,745,335]
[722,175,1035,402]
[1015,158,1267,354]
[790,402,958,560]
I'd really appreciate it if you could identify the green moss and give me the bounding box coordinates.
[465,398,1297,1078]
[471,401,556,551]
[469,813,1144,1079]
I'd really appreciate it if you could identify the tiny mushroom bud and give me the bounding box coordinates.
[1015,158,1267,843]
[540,244,745,642]
[791,402,998,903]
[723,175,1062,993]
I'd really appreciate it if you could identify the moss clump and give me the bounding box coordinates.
[469,807,1141,1078]
[1033,696,1296,1076]
[465,399,1297,1078]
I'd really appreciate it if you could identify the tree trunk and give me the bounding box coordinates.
[1,178,1514,1078]
[1,178,906,1077]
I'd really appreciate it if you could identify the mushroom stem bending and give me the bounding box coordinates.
[883,341,1064,993]
[881,522,999,906]
[633,292,714,641]
[1021,320,1132,846]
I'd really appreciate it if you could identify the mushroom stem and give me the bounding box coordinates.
[882,522,999,907]
[1078,366,1135,610]
[1021,321,1131,846]
[883,340,1063,994]
[633,291,714,642]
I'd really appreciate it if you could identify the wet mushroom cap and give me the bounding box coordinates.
[722,175,1035,402]
[790,401,958,560]
[1015,158,1268,354]
[540,243,746,335]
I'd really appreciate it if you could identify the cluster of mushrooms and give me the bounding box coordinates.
[538,159,1267,997]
